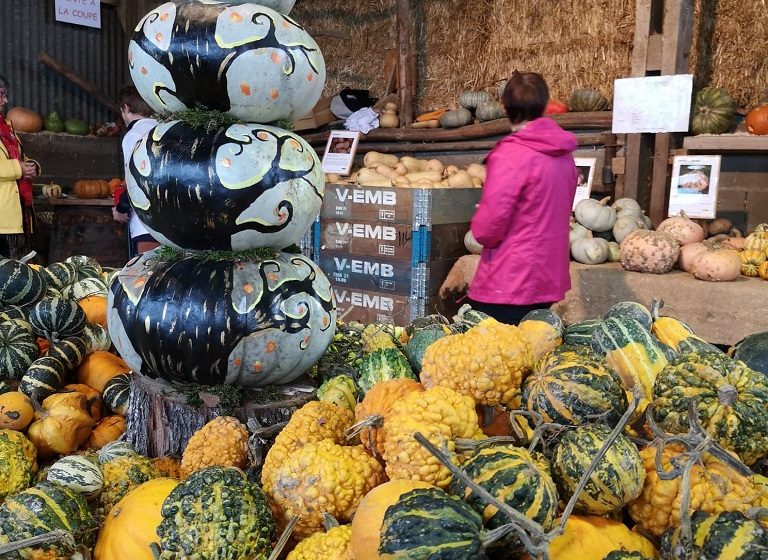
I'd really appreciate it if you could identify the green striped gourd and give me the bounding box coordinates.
[0,481,97,557]
[98,440,137,464]
[405,326,448,373]
[0,322,39,379]
[154,466,274,559]
[82,322,112,352]
[652,352,768,465]
[357,348,415,394]
[0,430,36,500]
[661,511,768,559]
[46,455,104,501]
[519,309,565,361]
[61,277,108,300]
[66,255,103,279]
[563,319,601,347]
[591,317,668,401]
[103,373,132,416]
[449,446,558,554]
[379,487,512,559]
[522,349,628,426]
[19,356,67,401]
[29,296,87,339]
[47,336,88,370]
[553,424,645,515]
[602,301,653,331]
[316,375,358,412]
[731,331,768,376]
[42,262,78,290]
[0,306,33,335]
[0,253,46,307]
[650,300,720,355]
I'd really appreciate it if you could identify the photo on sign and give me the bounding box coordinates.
[572,157,597,210]
[322,130,361,176]
[668,155,721,219]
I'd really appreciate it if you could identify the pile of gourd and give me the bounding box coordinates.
[328,151,486,189]
[570,197,653,265]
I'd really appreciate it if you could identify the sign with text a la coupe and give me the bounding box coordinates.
[612,74,694,134]
[55,0,101,29]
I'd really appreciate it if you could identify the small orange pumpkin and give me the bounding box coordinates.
[746,105,768,136]
[78,295,108,327]
[76,351,131,393]
[0,391,35,430]
[87,415,126,449]
[759,260,768,280]
[74,179,110,199]
[64,383,104,422]
[7,107,43,133]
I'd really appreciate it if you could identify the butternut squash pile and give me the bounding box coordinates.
[326,151,486,189]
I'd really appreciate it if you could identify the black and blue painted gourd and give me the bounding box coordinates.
[107,248,336,387]
[128,1,325,122]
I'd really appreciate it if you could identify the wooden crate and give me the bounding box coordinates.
[333,286,453,327]
[318,250,458,297]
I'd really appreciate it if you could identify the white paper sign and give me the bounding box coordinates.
[572,157,597,210]
[55,0,101,29]
[321,131,361,175]
[668,155,721,219]
[612,75,693,133]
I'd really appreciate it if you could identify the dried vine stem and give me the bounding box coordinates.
[414,432,549,558]
[0,530,74,554]
[267,515,299,560]
[646,400,754,560]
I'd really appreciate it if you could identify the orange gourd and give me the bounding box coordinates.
[7,107,43,133]
[74,179,110,199]
[0,391,35,430]
[27,392,95,458]
[78,295,108,327]
[759,260,768,280]
[746,105,768,135]
[87,415,126,449]
[64,383,104,422]
[76,351,131,393]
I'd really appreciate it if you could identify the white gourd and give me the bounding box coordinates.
[574,197,617,232]
[571,237,610,265]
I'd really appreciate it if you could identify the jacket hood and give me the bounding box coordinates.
[501,117,578,157]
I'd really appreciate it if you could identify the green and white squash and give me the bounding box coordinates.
[691,87,736,135]
[42,261,77,290]
[154,466,275,559]
[523,349,628,427]
[29,296,87,339]
[602,301,653,331]
[0,481,97,556]
[19,356,68,401]
[66,255,103,279]
[0,322,39,379]
[404,326,447,373]
[591,317,669,401]
[731,331,768,376]
[661,510,768,559]
[102,373,132,416]
[98,441,136,464]
[61,277,107,301]
[0,253,46,307]
[458,91,493,110]
[563,319,601,347]
[46,455,104,501]
[47,337,88,370]
[82,322,112,352]
[449,446,558,554]
[552,424,644,515]
[357,348,415,394]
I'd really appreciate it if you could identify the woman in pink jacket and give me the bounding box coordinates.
[468,72,578,325]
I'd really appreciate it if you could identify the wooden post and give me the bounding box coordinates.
[396,0,415,127]
[38,53,119,114]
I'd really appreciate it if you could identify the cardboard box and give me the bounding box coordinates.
[293,97,335,131]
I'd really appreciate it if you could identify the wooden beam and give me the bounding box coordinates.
[38,53,119,114]
[396,0,415,127]
[301,112,613,145]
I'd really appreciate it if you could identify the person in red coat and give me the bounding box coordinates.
[468,72,578,325]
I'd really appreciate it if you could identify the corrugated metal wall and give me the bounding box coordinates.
[0,0,128,125]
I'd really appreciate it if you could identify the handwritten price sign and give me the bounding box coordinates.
[55,0,101,29]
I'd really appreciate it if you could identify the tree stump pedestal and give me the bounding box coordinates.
[125,374,316,460]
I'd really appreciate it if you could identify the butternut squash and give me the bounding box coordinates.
[363,152,399,169]
[415,108,446,122]
[466,163,487,183]
[443,165,460,177]
[426,159,445,175]
[393,176,411,188]
[400,157,428,173]
[404,171,443,183]
[410,120,440,129]
[357,168,390,184]
[447,170,474,188]
[374,164,400,180]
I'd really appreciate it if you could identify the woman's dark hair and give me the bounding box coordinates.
[501,72,549,125]
[117,85,153,117]
[0,75,8,89]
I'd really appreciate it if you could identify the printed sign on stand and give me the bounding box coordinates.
[321,130,361,176]
[55,0,101,28]
[612,74,693,134]
[668,155,721,219]
[572,157,597,210]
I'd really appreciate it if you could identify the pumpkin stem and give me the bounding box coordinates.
[598,196,612,206]
[345,415,384,444]
[479,523,517,548]
[556,394,640,532]
[716,384,738,406]
[649,299,664,321]
[267,515,299,560]
[18,251,37,264]
[413,431,548,556]
[321,513,340,531]
[0,530,74,554]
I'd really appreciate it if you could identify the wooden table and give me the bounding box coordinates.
[42,197,128,267]
[553,262,768,346]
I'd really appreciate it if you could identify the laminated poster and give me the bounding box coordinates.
[572,157,597,210]
[322,131,361,175]
[668,155,721,219]
[612,74,693,134]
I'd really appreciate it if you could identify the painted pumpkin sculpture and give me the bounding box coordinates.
[108,250,335,387]
[125,122,324,251]
[128,1,325,123]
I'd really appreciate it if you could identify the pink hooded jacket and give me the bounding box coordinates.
[469,117,578,305]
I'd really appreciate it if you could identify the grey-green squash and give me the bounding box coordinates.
[46,454,104,501]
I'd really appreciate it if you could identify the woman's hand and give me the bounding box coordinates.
[20,161,37,179]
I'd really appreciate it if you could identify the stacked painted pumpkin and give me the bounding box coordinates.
[109,0,335,388]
